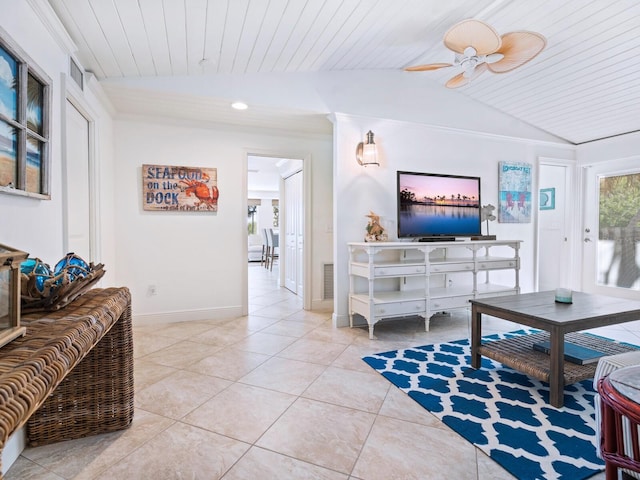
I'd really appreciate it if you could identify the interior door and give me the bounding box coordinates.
[537,162,572,291]
[283,170,303,295]
[65,100,92,260]
[582,158,640,298]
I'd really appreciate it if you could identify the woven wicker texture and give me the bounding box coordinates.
[0,287,133,477]
[479,331,639,385]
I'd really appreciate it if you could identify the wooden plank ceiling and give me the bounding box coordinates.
[47,0,640,144]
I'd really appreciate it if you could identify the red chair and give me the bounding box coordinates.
[598,368,640,480]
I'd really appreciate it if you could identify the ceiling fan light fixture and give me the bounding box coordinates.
[446,62,488,89]
[404,19,546,88]
[463,46,477,57]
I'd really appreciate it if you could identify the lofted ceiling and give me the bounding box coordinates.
[47,0,640,144]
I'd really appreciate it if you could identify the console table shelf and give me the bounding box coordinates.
[348,240,521,339]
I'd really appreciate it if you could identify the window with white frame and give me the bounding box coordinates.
[0,26,51,198]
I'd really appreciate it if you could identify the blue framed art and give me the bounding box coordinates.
[540,187,555,210]
[498,161,532,223]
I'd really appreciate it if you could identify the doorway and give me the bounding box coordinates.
[581,157,640,298]
[64,98,94,261]
[246,155,304,309]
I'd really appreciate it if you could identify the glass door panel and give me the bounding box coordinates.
[583,160,640,298]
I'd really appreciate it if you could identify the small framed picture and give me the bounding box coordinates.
[539,188,555,210]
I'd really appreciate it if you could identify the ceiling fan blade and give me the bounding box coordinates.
[443,19,502,56]
[484,53,504,64]
[487,31,546,73]
[446,63,487,88]
[404,63,453,72]
[445,73,469,89]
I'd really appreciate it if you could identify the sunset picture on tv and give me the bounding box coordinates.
[397,171,481,238]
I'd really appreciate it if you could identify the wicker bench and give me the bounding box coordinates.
[0,287,134,477]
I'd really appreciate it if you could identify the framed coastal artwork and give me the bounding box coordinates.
[0,37,52,198]
[142,164,219,212]
[498,161,532,223]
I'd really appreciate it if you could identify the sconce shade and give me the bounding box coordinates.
[356,130,379,166]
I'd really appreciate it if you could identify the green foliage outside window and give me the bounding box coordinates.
[247,206,257,235]
[598,172,640,289]
[599,174,640,229]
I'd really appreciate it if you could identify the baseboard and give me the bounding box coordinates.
[134,306,243,326]
[2,427,26,476]
[311,298,333,311]
[332,312,350,328]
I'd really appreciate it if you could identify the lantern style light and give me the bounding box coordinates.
[0,244,28,348]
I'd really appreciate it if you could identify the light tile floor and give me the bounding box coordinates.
[7,264,639,479]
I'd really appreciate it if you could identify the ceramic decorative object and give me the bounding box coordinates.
[20,252,105,313]
[472,204,498,240]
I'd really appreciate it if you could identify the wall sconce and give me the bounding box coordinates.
[356,130,379,167]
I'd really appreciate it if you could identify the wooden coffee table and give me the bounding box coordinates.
[470,291,640,407]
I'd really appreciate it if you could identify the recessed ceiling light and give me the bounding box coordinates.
[231,102,248,110]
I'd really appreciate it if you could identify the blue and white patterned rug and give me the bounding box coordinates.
[363,330,604,480]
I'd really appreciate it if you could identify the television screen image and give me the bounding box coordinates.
[397,171,481,239]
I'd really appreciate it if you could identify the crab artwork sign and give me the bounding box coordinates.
[142,164,219,212]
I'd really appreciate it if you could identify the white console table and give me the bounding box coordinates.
[348,240,521,339]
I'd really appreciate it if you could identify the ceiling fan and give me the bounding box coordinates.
[405,19,546,88]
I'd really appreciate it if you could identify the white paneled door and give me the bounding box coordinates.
[582,158,640,299]
[65,100,92,260]
[537,162,572,291]
[283,170,303,296]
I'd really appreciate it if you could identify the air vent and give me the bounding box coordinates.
[322,263,334,300]
[70,58,83,90]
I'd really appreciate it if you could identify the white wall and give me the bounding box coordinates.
[576,131,640,165]
[0,1,67,260]
[0,0,118,473]
[0,0,117,281]
[331,114,575,327]
[113,118,332,322]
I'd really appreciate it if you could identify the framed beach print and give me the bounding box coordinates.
[498,161,532,223]
[0,30,51,199]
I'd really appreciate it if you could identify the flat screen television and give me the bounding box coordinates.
[397,171,481,240]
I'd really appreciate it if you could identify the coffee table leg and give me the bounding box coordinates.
[549,330,565,408]
[471,305,482,369]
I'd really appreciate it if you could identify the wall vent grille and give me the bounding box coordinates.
[323,263,334,300]
[70,58,83,90]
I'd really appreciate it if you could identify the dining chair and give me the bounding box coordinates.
[261,228,270,269]
[266,229,279,271]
